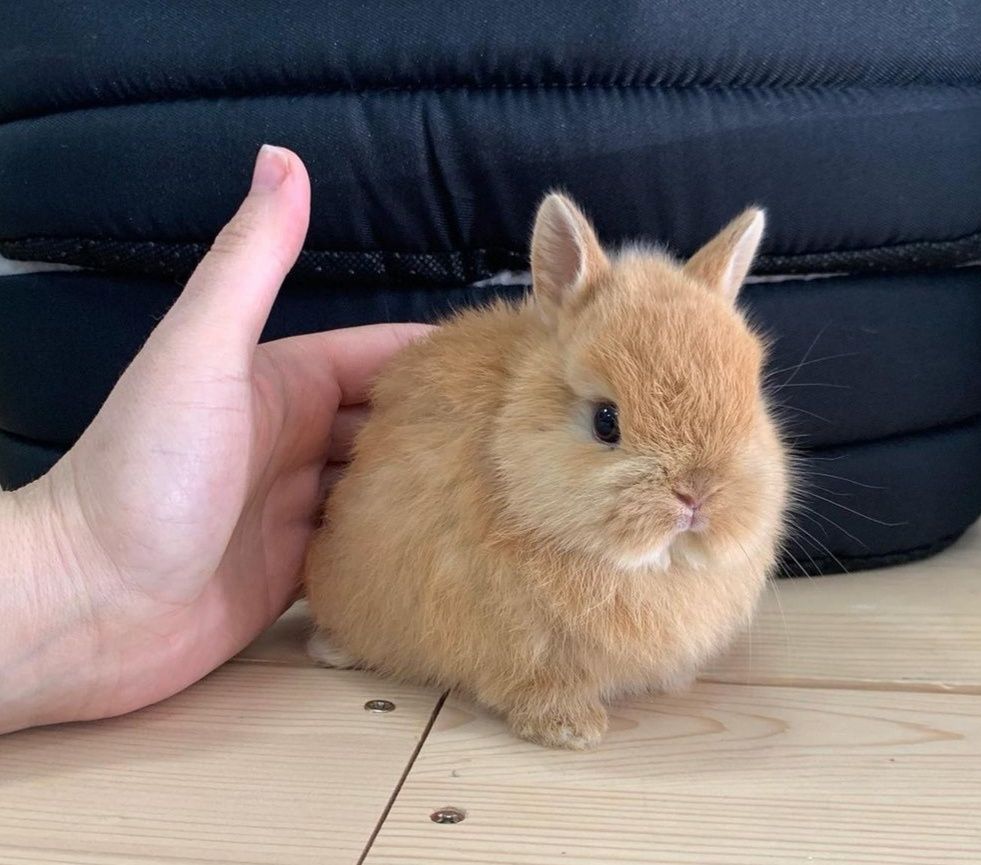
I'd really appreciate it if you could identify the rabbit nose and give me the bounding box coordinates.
[672,489,703,511]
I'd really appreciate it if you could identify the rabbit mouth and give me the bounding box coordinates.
[608,513,717,571]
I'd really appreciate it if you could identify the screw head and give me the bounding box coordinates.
[364,699,396,713]
[430,807,466,825]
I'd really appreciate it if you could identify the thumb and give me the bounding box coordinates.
[156,145,311,359]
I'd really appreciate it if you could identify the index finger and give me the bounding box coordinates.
[267,322,434,406]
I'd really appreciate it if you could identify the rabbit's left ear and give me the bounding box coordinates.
[684,208,765,303]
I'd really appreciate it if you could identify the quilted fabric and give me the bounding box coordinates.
[1,0,979,574]
[1,1,980,279]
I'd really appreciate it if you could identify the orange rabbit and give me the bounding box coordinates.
[304,194,789,749]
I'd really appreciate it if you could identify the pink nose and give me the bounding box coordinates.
[673,489,703,511]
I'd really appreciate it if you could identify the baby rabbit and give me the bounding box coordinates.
[304,194,788,749]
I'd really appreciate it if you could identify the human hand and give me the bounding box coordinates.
[2,146,429,732]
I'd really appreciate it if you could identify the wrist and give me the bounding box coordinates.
[0,473,104,733]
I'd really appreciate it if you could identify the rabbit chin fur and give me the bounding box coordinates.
[304,194,789,750]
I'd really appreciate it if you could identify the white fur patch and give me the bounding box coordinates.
[614,546,672,572]
[306,632,357,669]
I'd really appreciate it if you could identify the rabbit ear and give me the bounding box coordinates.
[684,208,765,303]
[531,193,609,322]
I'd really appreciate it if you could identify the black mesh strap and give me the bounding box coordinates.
[3,231,981,285]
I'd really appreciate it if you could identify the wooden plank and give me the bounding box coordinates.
[0,664,441,865]
[705,521,981,692]
[364,683,981,864]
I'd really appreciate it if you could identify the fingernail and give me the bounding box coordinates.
[250,144,290,193]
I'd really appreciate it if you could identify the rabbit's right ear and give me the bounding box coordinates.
[531,193,609,324]
[684,208,765,304]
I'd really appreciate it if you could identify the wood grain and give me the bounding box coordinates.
[6,525,976,864]
[706,521,981,693]
[364,683,981,864]
[0,664,441,865]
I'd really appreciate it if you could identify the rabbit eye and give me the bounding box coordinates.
[592,402,620,445]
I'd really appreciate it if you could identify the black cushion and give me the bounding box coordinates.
[1,1,979,574]
[2,1,980,279]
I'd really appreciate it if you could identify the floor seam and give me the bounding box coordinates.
[698,675,981,696]
[228,658,981,698]
[355,690,449,865]
[229,656,319,669]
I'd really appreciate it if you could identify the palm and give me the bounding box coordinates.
[56,320,419,718]
[201,343,341,649]
[75,343,307,647]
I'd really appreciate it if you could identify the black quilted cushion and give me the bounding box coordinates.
[2,1,981,279]
[1,0,979,574]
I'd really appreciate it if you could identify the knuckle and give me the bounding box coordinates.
[208,205,264,258]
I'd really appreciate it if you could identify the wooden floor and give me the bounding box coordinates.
[2,523,979,864]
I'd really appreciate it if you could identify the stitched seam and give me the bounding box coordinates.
[0,427,65,450]
[805,412,981,455]
[791,529,968,567]
[2,78,981,126]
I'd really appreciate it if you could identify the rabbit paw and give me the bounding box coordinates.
[510,703,608,750]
